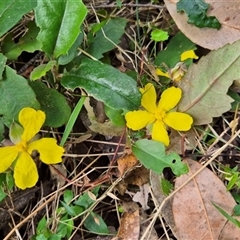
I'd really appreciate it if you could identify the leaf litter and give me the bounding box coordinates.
[164,0,240,49]
[173,159,240,240]
[2,1,240,239]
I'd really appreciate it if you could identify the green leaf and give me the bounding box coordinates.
[35,0,87,58]
[60,201,76,217]
[178,39,240,125]
[2,21,41,60]
[0,66,40,126]
[132,139,188,176]
[61,58,141,111]
[151,29,169,42]
[49,234,62,240]
[63,190,73,204]
[36,217,48,234]
[56,214,69,237]
[58,33,83,65]
[0,54,7,79]
[56,216,74,238]
[0,173,6,185]
[161,178,173,196]
[0,188,7,202]
[71,205,84,215]
[30,61,56,81]
[74,192,96,210]
[227,172,239,191]
[90,20,107,35]
[233,204,240,216]
[212,202,240,228]
[0,0,37,37]
[116,0,123,8]
[232,193,240,204]
[84,211,109,234]
[36,234,48,240]
[64,219,74,238]
[0,119,4,142]
[74,186,100,209]
[29,81,71,127]
[60,96,85,146]
[87,18,127,59]
[155,32,196,68]
[6,171,14,190]
[228,89,240,111]
[104,105,126,126]
[177,0,221,29]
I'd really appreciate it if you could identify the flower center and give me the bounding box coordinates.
[154,109,166,121]
[16,141,27,152]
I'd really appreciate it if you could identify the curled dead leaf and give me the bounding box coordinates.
[117,154,139,177]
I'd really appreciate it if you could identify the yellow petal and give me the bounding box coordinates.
[125,110,155,130]
[14,151,38,189]
[164,112,193,131]
[140,83,157,113]
[28,138,64,164]
[158,87,182,111]
[0,146,19,172]
[152,120,170,146]
[19,107,46,142]
[155,68,170,78]
[180,50,198,61]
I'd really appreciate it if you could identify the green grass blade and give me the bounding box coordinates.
[60,96,86,146]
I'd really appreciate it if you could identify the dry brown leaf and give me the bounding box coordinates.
[164,0,240,50]
[116,151,149,195]
[132,183,150,210]
[117,154,139,177]
[116,166,149,195]
[117,202,140,240]
[124,166,150,187]
[172,158,240,240]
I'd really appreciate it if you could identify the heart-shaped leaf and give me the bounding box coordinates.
[132,139,188,176]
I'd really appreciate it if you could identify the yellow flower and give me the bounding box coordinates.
[180,50,198,61]
[155,50,198,81]
[0,107,64,189]
[155,68,170,78]
[125,83,193,146]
